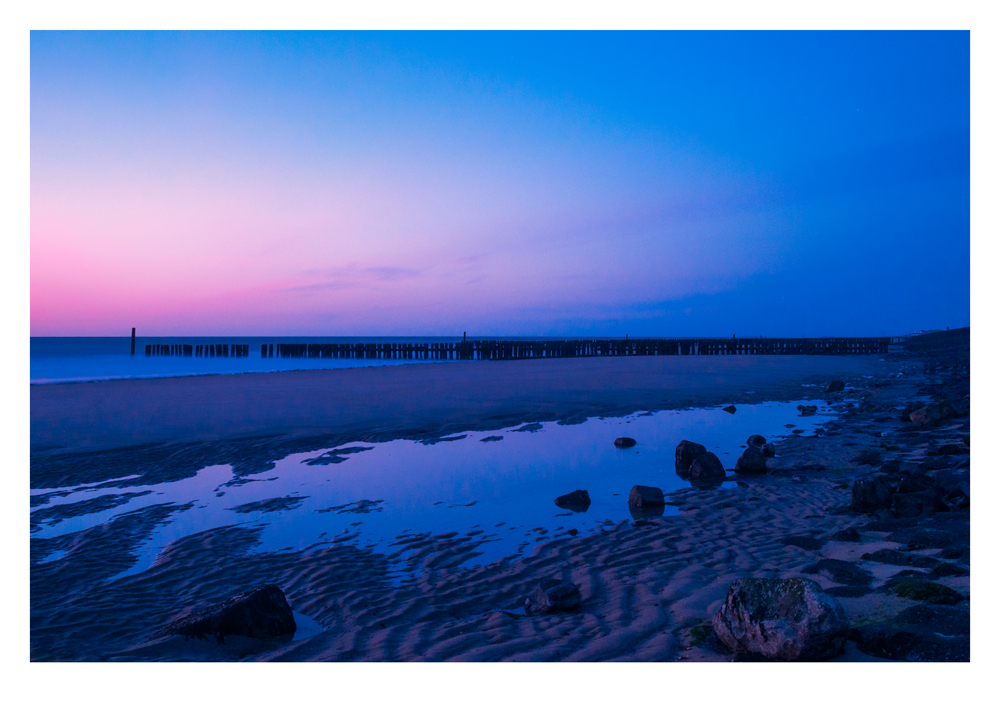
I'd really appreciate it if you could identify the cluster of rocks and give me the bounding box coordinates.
[159,584,297,645]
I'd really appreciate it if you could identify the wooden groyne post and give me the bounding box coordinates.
[131,328,135,356]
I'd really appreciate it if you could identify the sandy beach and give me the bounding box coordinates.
[29,332,970,661]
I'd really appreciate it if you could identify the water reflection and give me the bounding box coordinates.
[30,400,833,580]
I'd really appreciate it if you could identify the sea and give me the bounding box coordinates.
[30,336,464,384]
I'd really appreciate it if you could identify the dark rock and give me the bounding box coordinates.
[939,545,970,563]
[850,625,969,661]
[735,446,768,476]
[712,578,849,661]
[850,449,882,466]
[825,380,846,393]
[850,475,896,513]
[930,562,969,578]
[614,437,637,448]
[722,405,737,414]
[882,577,966,605]
[829,527,862,542]
[802,559,873,587]
[628,485,665,508]
[892,491,947,519]
[894,603,970,635]
[524,579,582,615]
[879,459,902,475]
[674,440,708,478]
[554,489,591,512]
[159,584,296,644]
[689,452,726,482]
[760,443,776,458]
[629,503,665,520]
[797,405,818,416]
[910,406,942,426]
[746,434,767,448]
[886,527,965,550]
[736,481,750,488]
[860,548,940,568]
[920,457,956,471]
[933,444,966,456]
[783,535,826,551]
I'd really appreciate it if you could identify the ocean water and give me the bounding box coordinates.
[30,400,834,582]
[30,336,461,384]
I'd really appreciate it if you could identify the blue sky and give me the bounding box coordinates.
[31,30,969,336]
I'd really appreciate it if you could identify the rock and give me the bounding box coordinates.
[159,584,296,644]
[614,437,636,448]
[761,443,776,458]
[797,405,818,416]
[722,405,737,414]
[930,562,970,578]
[850,625,969,661]
[886,527,965,550]
[746,434,767,448]
[882,576,966,605]
[850,475,896,513]
[735,446,767,475]
[829,527,862,542]
[910,406,942,426]
[628,485,665,508]
[688,452,725,482]
[892,475,946,518]
[674,440,708,478]
[850,449,882,466]
[524,579,581,615]
[802,558,873,587]
[736,481,750,488]
[711,578,849,661]
[824,380,845,393]
[860,549,940,568]
[554,489,591,512]
[933,444,966,456]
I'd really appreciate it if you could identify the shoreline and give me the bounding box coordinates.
[29,332,970,661]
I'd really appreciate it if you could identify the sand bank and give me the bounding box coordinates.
[32,354,890,456]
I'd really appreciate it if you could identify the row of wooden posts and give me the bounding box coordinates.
[143,336,893,359]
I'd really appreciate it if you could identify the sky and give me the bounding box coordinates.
[30,30,970,337]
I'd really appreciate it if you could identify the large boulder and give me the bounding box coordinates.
[554,489,591,512]
[524,579,581,615]
[892,476,946,518]
[910,406,942,426]
[160,584,296,644]
[761,443,776,458]
[746,434,767,448]
[689,452,726,482]
[628,485,665,508]
[675,440,708,478]
[722,405,737,414]
[614,437,636,448]
[712,578,849,661]
[735,446,767,475]
[851,475,896,513]
[825,380,846,393]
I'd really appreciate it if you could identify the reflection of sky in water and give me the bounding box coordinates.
[31,401,832,581]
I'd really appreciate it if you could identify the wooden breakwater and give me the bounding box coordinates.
[145,337,894,360]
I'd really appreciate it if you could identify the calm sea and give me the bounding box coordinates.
[30,336,464,384]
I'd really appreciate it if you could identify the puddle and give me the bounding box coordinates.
[30,400,833,582]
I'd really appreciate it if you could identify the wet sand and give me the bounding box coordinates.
[32,354,890,455]
[29,334,971,662]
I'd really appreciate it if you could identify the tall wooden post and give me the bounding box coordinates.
[131,328,136,356]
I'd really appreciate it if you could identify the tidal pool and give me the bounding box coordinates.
[30,400,833,580]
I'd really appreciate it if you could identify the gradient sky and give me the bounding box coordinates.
[30,31,970,337]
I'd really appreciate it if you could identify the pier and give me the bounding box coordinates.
[144,336,894,360]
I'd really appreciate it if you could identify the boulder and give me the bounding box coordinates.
[910,406,942,426]
[746,434,767,448]
[524,579,581,615]
[802,558,873,587]
[712,577,849,661]
[829,527,862,542]
[735,446,767,475]
[688,452,725,482]
[554,489,591,512]
[628,485,665,508]
[850,476,896,513]
[674,440,708,478]
[614,437,637,448]
[722,405,737,414]
[761,443,776,458]
[160,584,296,644]
[797,405,818,416]
[892,475,946,518]
[824,380,846,393]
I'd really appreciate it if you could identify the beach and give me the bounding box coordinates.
[29,331,970,661]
